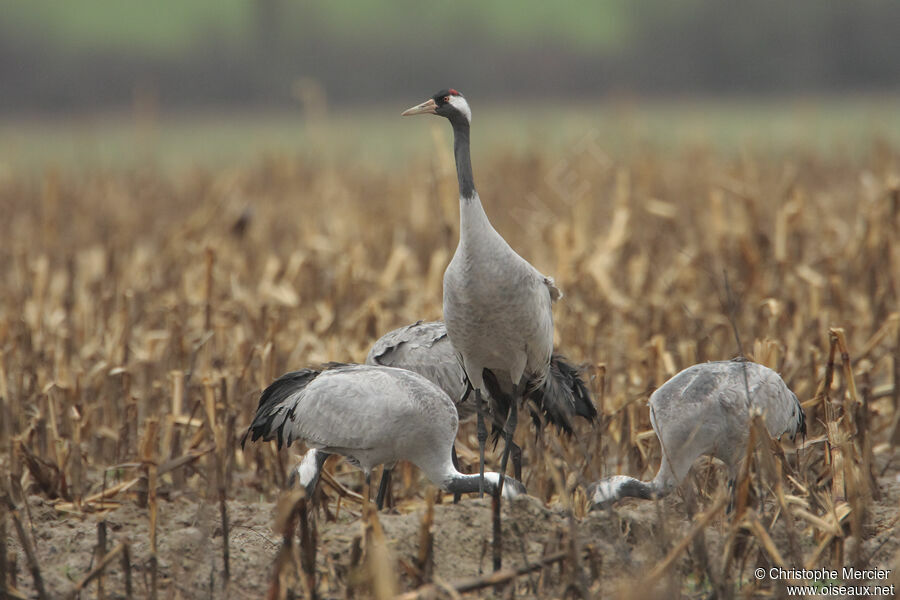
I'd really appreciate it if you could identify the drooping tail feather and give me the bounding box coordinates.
[481,353,596,441]
[526,353,596,433]
[241,368,321,450]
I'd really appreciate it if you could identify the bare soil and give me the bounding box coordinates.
[7,466,899,599]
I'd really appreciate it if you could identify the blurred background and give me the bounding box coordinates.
[2,0,900,170]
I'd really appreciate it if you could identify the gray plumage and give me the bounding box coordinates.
[443,205,559,399]
[241,364,525,500]
[443,186,588,427]
[588,359,806,509]
[365,320,475,422]
[403,89,595,438]
[404,89,595,495]
[366,320,594,434]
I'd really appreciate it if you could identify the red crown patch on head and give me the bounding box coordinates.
[448,89,459,96]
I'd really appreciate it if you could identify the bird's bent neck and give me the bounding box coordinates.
[445,472,494,496]
[431,459,519,497]
[618,477,658,500]
[423,455,523,498]
[591,475,660,507]
[451,117,476,202]
[445,471,521,498]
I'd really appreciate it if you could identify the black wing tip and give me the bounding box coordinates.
[240,426,271,447]
[243,368,322,450]
[520,354,596,434]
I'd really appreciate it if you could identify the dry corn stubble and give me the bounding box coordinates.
[0,140,898,598]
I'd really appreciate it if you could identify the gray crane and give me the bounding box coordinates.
[241,364,526,508]
[587,359,806,509]
[403,89,596,496]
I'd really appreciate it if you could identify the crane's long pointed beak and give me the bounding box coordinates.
[401,98,437,116]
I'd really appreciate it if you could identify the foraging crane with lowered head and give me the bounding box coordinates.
[241,364,525,507]
[402,89,596,496]
[587,359,806,509]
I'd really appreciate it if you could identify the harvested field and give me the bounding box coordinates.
[1,125,899,598]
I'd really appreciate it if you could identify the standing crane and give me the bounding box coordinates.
[241,364,525,509]
[587,359,806,509]
[403,90,596,495]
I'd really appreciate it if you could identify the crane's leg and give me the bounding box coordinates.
[496,400,518,497]
[450,445,462,504]
[375,466,393,511]
[511,441,522,481]
[475,388,487,498]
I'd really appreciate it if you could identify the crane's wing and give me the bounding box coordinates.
[243,364,457,452]
[649,360,805,445]
[738,361,805,440]
[366,321,473,418]
[678,360,806,442]
[366,321,446,363]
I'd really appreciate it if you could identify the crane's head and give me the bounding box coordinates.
[402,89,471,125]
[586,476,626,509]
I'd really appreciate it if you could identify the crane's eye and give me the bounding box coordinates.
[443,96,450,103]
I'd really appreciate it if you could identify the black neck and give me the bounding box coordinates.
[451,117,475,200]
[445,473,494,496]
[620,478,655,500]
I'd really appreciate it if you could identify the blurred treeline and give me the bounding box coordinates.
[2,0,899,113]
